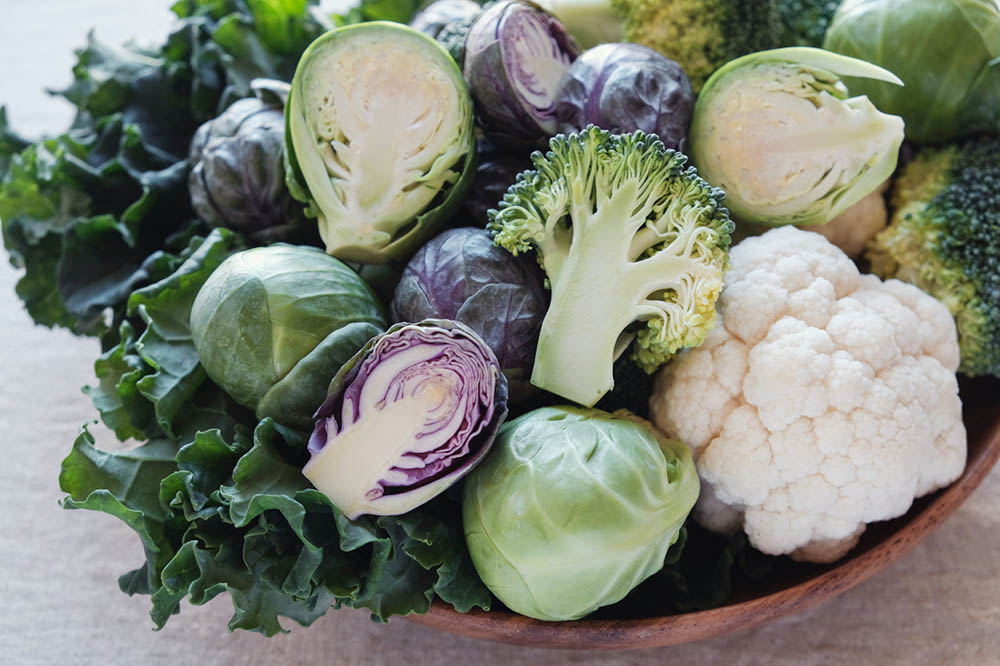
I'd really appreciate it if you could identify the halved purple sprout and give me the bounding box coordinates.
[463,0,579,141]
[304,320,508,519]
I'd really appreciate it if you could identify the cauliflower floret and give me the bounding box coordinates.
[798,180,889,259]
[650,227,966,563]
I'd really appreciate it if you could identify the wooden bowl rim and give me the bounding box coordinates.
[406,405,1000,650]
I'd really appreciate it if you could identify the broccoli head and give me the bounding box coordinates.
[610,0,781,91]
[775,0,841,47]
[489,126,733,406]
[867,137,1000,377]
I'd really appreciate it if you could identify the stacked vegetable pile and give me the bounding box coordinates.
[1,0,996,636]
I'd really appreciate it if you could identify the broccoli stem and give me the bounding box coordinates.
[529,193,641,407]
[531,270,632,407]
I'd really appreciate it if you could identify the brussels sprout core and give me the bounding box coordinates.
[286,23,475,263]
[690,47,905,227]
[305,320,508,519]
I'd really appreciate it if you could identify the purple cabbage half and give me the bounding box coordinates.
[304,319,509,520]
[390,227,546,398]
[555,43,695,152]
[463,0,580,142]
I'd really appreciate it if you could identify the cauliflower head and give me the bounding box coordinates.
[650,227,966,563]
[801,180,889,259]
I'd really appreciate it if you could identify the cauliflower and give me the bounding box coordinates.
[649,227,966,563]
[800,180,889,259]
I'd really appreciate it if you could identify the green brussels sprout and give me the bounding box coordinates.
[462,406,699,621]
[190,244,386,430]
[284,22,476,264]
[824,0,1000,144]
[690,47,904,227]
[409,0,483,67]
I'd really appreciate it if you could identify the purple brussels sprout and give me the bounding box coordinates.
[461,137,535,225]
[188,97,309,243]
[304,320,508,519]
[390,227,547,396]
[463,0,580,142]
[555,43,695,151]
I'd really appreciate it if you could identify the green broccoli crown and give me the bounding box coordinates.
[488,125,733,405]
[867,137,1000,377]
[775,0,840,47]
[610,0,781,91]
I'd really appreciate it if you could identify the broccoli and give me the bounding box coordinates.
[610,0,781,91]
[488,126,733,406]
[775,0,841,47]
[867,137,1000,377]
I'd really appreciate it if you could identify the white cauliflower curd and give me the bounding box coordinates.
[650,227,966,563]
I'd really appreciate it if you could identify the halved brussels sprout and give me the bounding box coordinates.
[305,320,508,519]
[285,22,476,263]
[689,47,905,227]
[463,0,580,142]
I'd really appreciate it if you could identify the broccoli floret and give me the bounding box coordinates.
[489,126,733,406]
[610,0,781,91]
[775,0,840,47]
[867,137,1000,377]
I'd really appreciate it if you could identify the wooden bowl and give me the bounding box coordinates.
[406,376,1000,650]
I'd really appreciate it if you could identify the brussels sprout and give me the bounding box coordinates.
[410,0,482,39]
[463,406,699,621]
[190,244,386,430]
[824,0,1000,144]
[690,47,904,227]
[410,0,484,68]
[285,22,476,263]
[461,137,534,225]
[305,320,508,519]
[189,96,309,243]
[436,10,483,67]
[463,0,580,142]
[555,43,694,151]
[390,227,547,395]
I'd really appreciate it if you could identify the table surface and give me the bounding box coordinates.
[2,4,999,665]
